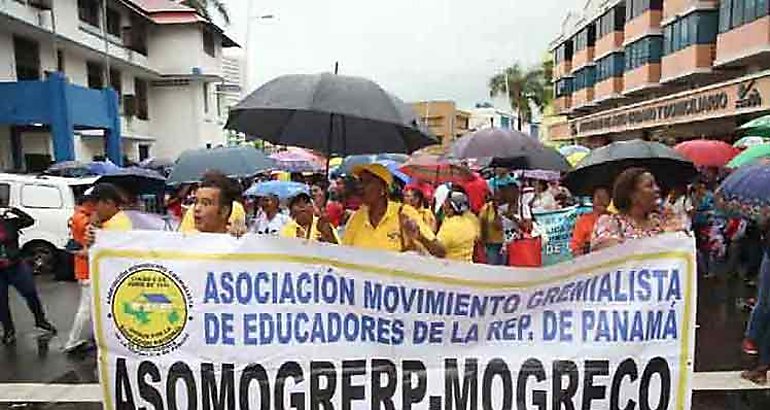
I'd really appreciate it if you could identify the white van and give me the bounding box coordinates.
[0,173,97,275]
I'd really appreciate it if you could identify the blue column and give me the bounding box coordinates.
[48,72,75,162]
[103,87,123,166]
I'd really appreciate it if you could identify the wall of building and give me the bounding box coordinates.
[0,30,14,81]
[148,24,222,77]
[0,126,11,170]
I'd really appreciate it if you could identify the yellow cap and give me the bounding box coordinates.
[352,163,393,186]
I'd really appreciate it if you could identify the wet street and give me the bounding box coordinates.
[1,275,769,409]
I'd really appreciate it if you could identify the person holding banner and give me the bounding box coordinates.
[191,171,239,234]
[280,192,339,243]
[591,168,680,251]
[436,191,479,262]
[570,186,610,256]
[342,163,445,257]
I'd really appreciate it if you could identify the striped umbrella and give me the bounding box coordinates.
[400,154,474,185]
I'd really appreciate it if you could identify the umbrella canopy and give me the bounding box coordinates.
[168,145,276,185]
[333,153,409,176]
[97,167,166,196]
[727,143,770,168]
[270,148,326,173]
[45,161,93,177]
[563,139,697,196]
[450,128,570,171]
[244,180,309,200]
[566,151,588,166]
[88,160,121,176]
[673,140,739,168]
[400,154,473,185]
[716,161,770,224]
[377,160,411,184]
[738,115,770,137]
[225,73,436,155]
[558,144,590,157]
[734,136,768,149]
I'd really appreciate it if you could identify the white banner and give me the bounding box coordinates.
[91,231,696,410]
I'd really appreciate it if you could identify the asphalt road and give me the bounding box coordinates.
[1,275,769,409]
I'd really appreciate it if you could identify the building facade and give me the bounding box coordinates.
[410,101,471,146]
[468,106,519,131]
[0,0,236,171]
[550,0,770,146]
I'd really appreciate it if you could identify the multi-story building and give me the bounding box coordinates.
[217,51,245,146]
[0,0,237,171]
[549,0,770,146]
[410,100,471,146]
[468,105,519,131]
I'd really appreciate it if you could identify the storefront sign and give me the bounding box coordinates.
[570,71,770,138]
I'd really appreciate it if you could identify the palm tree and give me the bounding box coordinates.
[488,63,548,131]
[182,0,230,25]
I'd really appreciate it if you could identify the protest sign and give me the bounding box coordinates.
[92,231,696,410]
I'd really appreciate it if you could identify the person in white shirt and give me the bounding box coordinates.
[250,194,290,235]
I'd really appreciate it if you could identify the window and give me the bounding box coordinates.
[21,185,62,209]
[0,183,9,207]
[135,78,149,120]
[138,145,150,162]
[78,0,100,27]
[203,28,216,57]
[555,78,574,97]
[625,36,663,71]
[86,61,104,89]
[574,25,596,51]
[598,6,626,39]
[554,41,573,63]
[127,17,148,55]
[13,36,40,81]
[109,68,122,97]
[663,11,719,55]
[573,66,596,90]
[596,52,625,82]
[720,0,769,33]
[627,0,663,21]
[203,83,209,113]
[106,8,122,38]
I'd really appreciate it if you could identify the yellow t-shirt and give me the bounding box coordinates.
[417,207,437,232]
[479,202,504,244]
[342,202,435,252]
[179,201,246,233]
[280,216,340,243]
[437,213,479,262]
[102,210,132,231]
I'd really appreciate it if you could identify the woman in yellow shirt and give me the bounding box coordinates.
[280,193,338,243]
[436,191,479,262]
[404,186,436,232]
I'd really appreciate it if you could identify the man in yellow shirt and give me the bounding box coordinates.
[342,163,445,256]
[437,191,479,262]
[280,193,338,243]
[178,199,245,233]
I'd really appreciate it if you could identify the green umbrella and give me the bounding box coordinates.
[727,143,770,168]
[738,115,770,137]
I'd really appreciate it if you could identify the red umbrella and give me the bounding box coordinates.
[400,154,474,185]
[674,140,739,168]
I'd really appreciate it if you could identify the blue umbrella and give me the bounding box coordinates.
[88,160,121,175]
[377,160,411,184]
[244,181,309,199]
[558,144,590,157]
[333,153,410,177]
[716,161,770,224]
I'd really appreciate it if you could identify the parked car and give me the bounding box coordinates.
[0,173,96,276]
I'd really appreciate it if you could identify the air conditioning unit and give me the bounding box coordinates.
[123,94,137,117]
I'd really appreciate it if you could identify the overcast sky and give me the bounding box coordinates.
[223,0,581,109]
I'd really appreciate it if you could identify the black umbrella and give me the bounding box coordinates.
[562,139,698,196]
[225,73,436,156]
[449,127,571,172]
[168,145,276,185]
[97,167,166,195]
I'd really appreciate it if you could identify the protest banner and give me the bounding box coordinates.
[92,231,696,410]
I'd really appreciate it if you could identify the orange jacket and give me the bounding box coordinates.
[71,205,93,280]
[570,212,600,256]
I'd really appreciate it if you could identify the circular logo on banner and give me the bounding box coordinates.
[108,264,191,356]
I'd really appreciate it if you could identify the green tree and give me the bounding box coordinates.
[488,63,548,131]
[182,0,230,24]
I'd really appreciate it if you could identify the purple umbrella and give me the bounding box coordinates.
[716,160,770,224]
